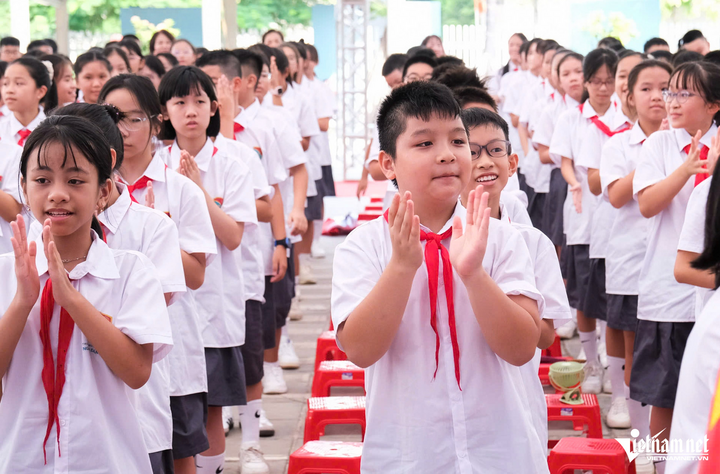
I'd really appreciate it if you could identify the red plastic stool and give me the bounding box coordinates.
[548,437,636,474]
[304,396,366,442]
[288,441,362,474]
[546,393,603,448]
[312,361,365,397]
[315,331,347,372]
[543,335,563,357]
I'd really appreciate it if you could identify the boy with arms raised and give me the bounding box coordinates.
[331,81,549,472]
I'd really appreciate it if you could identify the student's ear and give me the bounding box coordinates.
[247,74,258,91]
[627,93,636,111]
[705,100,720,118]
[378,150,397,182]
[97,178,113,212]
[37,85,48,102]
[161,106,169,121]
[232,76,242,93]
[110,149,117,169]
[507,153,519,177]
[210,100,218,117]
[20,176,28,205]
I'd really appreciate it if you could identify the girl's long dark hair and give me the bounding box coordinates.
[691,164,720,289]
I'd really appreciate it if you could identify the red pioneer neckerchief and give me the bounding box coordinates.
[682,143,710,186]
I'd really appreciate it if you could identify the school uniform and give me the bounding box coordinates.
[666,290,720,474]
[0,232,173,473]
[678,177,714,320]
[332,204,549,473]
[498,210,572,451]
[98,183,185,469]
[630,125,717,408]
[307,76,337,197]
[366,127,398,210]
[599,122,651,332]
[499,191,532,225]
[549,101,603,308]
[216,134,270,386]
[576,103,632,321]
[498,69,527,165]
[526,84,558,228]
[158,137,257,407]
[0,109,46,145]
[534,95,579,245]
[0,140,23,254]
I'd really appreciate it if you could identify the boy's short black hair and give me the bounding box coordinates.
[195,49,241,79]
[402,55,438,80]
[382,53,408,77]
[454,86,498,112]
[409,47,436,59]
[679,29,705,49]
[598,36,624,51]
[157,52,179,68]
[196,47,209,58]
[433,66,485,90]
[0,36,19,48]
[44,39,58,53]
[672,49,704,67]
[377,81,463,160]
[234,49,264,81]
[703,50,720,66]
[436,55,464,67]
[461,107,510,141]
[644,37,669,52]
[246,45,271,67]
[158,66,221,139]
[649,49,673,63]
[27,39,50,52]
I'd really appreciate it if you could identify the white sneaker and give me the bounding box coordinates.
[633,453,655,474]
[556,319,577,339]
[606,397,631,429]
[310,242,325,258]
[598,340,608,368]
[577,347,586,361]
[279,336,300,369]
[240,444,270,474]
[223,406,234,435]
[262,364,288,394]
[581,361,603,394]
[289,296,302,321]
[259,409,275,437]
[299,264,317,285]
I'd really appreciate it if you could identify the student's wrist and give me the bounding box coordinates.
[9,296,34,317]
[458,266,491,287]
[387,256,421,277]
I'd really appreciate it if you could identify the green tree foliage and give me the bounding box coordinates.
[582,10,639,45]
[441,0,474,25]
[237,0,314,30]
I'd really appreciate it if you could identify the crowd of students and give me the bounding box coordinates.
[0,29,335,474]
[340,28,720,473]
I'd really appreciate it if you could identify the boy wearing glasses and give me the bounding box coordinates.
[459,107,572,449]
[332,82,549,472]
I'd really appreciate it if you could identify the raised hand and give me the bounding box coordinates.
[10,215,39,310]
[178,150,203,187]
[682,130,707,179]
[570,183,583,213]
[42,220,79,309]
[144,181,155,209]
[450,185,490,280]
[387,191,422,272]
[216,74,236,119]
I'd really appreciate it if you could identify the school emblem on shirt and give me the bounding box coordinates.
[164,211,172,218]
[82,342,99,355]
[101,312,113,323]
[214,197,224,208]
[253,147,263,160]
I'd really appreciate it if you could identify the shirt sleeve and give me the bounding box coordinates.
[576,127,603,170]
[314,81,335,119]
[141,210,187,298]
[0,145,22,201]
[176,174,218,258]
[633,133,667,196]
[274,118,307,170]
[219,156,258,225]
[599,134,627,193]
[549,110,574,162]
[298,95,321,138]
[534,233,571,321]
[531,106,555,148]
[366,128,381,166]
[116,251,174,362]
[678,178,710,253]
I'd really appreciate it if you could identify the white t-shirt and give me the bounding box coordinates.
[677,177,714,319]
[124,154,217,396]
[98,183,185,454]
[0,109,46,145]
[632,125,717,322]
[306,75,336,167]
[0,140,23,254]
[0,233,172,473]
[158,138,257,348]
[331,205,549,473]
[499,191,532,225]
[667,290,720,474]
[600,122,650,295]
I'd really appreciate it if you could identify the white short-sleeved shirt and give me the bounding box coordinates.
[307,76,336,166]
[576,105,632,258]
[215,134,268,303]
[365,127,397,209]
[632,125,717,322]
[549,101,604,245]
[158,138,257,347]
[533,95,580,170]
[0,109,46,145]
[600,122,650,295]
[124,154,217,395]
[98,183,185,453]
[666,290,720,474]
[678,177,714,319]
[524,87,557,193]
[0,140,23,253]
[0,233,172,473]
[499,191,532,225]
[331,205,549,474]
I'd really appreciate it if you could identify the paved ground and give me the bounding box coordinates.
[221,235,633,473]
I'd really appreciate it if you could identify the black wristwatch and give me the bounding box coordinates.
[275,238,290,248]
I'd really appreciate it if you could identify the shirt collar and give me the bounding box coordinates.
[144,154,168,182]
[170,137,215,172]
[580,100,597,118]
[8,109,46,136]
[418,202,466,236]
[565,94,580,108]
[498,198,512,224]
[97,183,132,235]
[629,121,648,145]
[35,230,120,280]
[235,99,261,129]
[673,124,718,151]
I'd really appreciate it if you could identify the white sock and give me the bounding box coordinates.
[196,453,225,474]
[313,220,323,244]
[281,325,289,338]
[626,383,651,440]
[579,330,599,364]
[598,320,607,346]
[264,360,279,369]
[240,399,262,449]
[607,356,625,401]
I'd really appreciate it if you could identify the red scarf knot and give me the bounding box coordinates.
[39,277,75,464]
[233,122,245,139]
[17,128,32,146]
[126,175,152,204]
[682,143,710,186]
[578,103,631,137]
